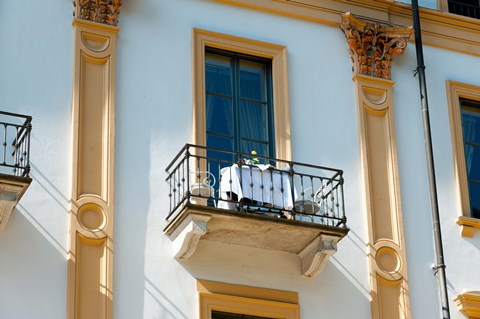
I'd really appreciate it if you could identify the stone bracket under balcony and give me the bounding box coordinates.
[0,174,32,232]
[164,203,349,278]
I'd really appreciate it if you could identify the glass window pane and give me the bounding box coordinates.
[468,181,480,219]
[239,100,268,142]
[207,134,234,153]
[461,108,480,144]
[239,60,266,101]
[239,140,269,159]
[205,50,274,160]
[206,54,232,96]
[464,144,480,181]
[206,94,233,136]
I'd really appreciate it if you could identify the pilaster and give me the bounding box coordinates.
[341,12,413,319]
[68,2,120,318]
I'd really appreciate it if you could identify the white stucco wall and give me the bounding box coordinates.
[1,0,479,319]
[0,1,72,318]
[388,40,480,317]
[115,1,371,319]
[115,1,480,318]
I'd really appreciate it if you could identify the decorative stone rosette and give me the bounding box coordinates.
[73,0,122,26]
[340,12,412,80]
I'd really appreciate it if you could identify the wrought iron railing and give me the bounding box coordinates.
[166,144,347,228]
[448,0,480,19]
[0,111,32,177]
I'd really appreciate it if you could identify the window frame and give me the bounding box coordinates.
[446,80,480,237]
[193,28,291,161]
[197,280,300,319]
[204,47,276,158]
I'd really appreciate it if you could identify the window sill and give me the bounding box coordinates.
[454,291,480,318]
[456,216,480,238]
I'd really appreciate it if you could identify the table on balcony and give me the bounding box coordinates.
[217,164,295,211]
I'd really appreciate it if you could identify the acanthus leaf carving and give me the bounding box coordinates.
[340,12,412,80]
[74,0,122,27]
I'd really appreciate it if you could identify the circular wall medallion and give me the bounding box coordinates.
[375,246,401,274]
[77,203,106,232]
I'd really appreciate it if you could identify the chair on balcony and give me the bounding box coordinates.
[294,186,327,222]
[190,171,216,206]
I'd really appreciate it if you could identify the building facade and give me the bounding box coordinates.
[1,0,480,318]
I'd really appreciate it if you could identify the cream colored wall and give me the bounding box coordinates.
[116,2,480,318]
[115,1,371,319]
[1,0,480,319]
[0,1,73,318]
[393,45,480,317]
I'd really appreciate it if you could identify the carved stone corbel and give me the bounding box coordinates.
[340,12,413,80]
[73,0,122,26]
[170,214,212,259]
[298,235,339,277]
[0,178,32,233]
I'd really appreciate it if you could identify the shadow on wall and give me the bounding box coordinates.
[0,209,67,319]
[144,277,189,319]
[20,161,71,256]
[113,90,151,319]
[467,231,480,250]
[174,236,371,319]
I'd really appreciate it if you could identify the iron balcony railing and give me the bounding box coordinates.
[166,144,347,228]
[0,111,32,177]
[448,0,480,19]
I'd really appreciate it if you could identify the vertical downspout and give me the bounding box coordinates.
[411,1,451,318]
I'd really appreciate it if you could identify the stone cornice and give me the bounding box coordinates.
[213,0,480,57]
[340,13,413,79]
[73,0,122,27]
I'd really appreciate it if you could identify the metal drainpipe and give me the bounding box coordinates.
[411,1,451,318]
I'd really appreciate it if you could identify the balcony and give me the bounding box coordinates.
[164,144,349,277]
[448,0,480,19]
[0,111,32,233]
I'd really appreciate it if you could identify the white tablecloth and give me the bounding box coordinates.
[217,164,295,210]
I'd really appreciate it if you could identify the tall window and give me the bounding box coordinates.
[205,48,275,159]
[460,98,480,218]
[193,29,290,165]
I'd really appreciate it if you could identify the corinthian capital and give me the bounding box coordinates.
[73,0,122,26]
[340,13,413,80]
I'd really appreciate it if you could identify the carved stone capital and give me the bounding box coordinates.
[340,12,413,80]
[298,235,339,277]
[73,0,122,26]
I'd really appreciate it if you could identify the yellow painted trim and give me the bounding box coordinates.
[68,18,117,319]
[73,18,119,34]
[192,28,291,161]
[352,74,411,319]
[457,216,480,238]
[446,80,480,237]
[197,279,298,304]
[213,0,480,57]
[454,291,480,318]
[197,280,299,319]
